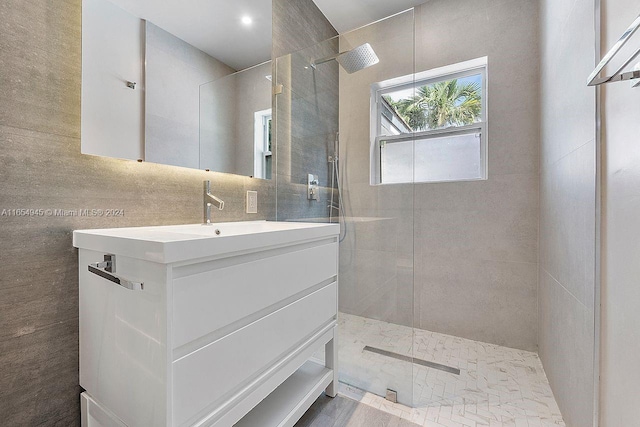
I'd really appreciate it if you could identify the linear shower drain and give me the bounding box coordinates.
[362,345,461,375]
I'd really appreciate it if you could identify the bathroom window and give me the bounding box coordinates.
[370,57,488,184]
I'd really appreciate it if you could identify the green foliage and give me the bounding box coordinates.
[386,79,481,131]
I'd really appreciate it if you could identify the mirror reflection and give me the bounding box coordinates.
[81,0,273,178]
[199,63,273,179]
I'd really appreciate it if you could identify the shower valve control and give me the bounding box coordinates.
[308,174,319,201]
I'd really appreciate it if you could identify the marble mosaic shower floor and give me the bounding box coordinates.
[337,313,565,427]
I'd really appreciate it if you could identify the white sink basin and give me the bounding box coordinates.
[73,220,339,263]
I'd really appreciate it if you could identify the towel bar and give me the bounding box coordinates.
[588,13,640,86]
[88,254,144,291]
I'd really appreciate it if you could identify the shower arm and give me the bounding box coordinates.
[311,54,340,68]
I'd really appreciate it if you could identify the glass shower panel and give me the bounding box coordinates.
[273,9,417,407]
[336,10,415,407]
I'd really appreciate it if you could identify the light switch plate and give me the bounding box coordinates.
[246,191,258,214]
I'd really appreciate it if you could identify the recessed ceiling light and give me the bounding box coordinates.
[241,16,253,26]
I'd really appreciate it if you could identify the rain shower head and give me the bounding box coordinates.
[311,43,379,74]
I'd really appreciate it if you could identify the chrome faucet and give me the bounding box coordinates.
[203,180,224,225]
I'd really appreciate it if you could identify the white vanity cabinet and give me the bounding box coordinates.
[74,221,339,427]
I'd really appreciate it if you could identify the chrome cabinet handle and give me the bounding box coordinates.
[88,254,144,291]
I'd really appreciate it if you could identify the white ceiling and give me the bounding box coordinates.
[106,0,424,71]
[312,0,426,34]
[108,0,272,71]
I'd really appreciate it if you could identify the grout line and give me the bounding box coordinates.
[0,123,80,141]
[541,138,596,170]
[540,266,591,310]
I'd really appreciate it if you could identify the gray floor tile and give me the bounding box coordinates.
[294,395,419,427]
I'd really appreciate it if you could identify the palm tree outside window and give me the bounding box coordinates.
[370,57,488,185]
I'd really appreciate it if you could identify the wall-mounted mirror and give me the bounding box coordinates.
[81,0,272,179]
[199,63,272,179]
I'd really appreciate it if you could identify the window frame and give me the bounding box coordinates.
[370,57,489,185]
[254,108,272,179]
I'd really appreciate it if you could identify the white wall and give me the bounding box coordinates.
[599,0,640,425]
[81,0,144,160]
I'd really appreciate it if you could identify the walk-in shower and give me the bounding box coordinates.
[274,5,567,426]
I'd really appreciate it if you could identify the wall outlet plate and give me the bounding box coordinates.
[246,191,258,214]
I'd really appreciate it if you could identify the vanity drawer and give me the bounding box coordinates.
[172,241,337,349]
[171,282,337,426]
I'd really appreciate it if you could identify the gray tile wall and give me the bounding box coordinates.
[339,0,541,351]
[0,0,327,424]
[272,0,338,59]
[272,0,339,221]
[413,0,540,351]
[539,0,597,425]
[337,10,416,329]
